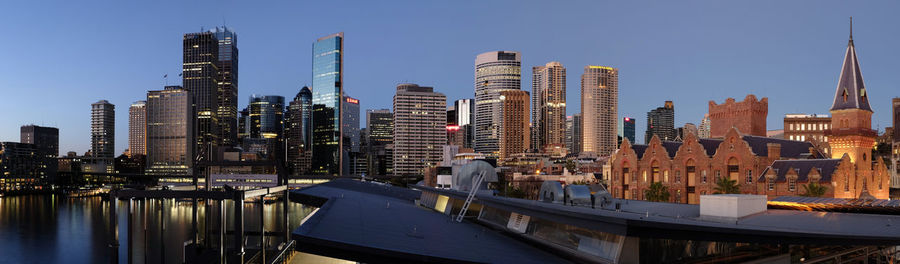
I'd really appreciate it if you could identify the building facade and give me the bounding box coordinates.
[581,65,618,156]
[146,86,194,177]
[699,114,711,139]
[212,26,239,147]
[0,142,39,191]
[708,95,768,138]
[645,101,675,143]
[343,96,361,153]
[128,101,147,156]
[474,51,521,158]
[91,100,115,158]
[783,114,831,144]
[893,98,900,189]
[393,84,446,176]
[366,109,393,176]
[286,87,313,175]
[312,32,344,176]
[623,117,636,145]
[499,90,530,161]
[246,95,284,158]
[183,31,221,160]
[566,114,583,155]
[20,125,58,187]
[531,62,566,151]
[454,99,475,149]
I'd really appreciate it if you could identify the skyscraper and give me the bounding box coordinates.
[146,86,194,176]
[645,101,675,143]
[20,125,58,185]
[623,117,635,143]
[212,26,239,147]
[286,87,313,175]
[499,90,530,161]
[566,114,583,155]
[129,101,147,156]
[312,32,344,176]
[393,84,446,176]
[343,96,361,153]
[366,109,393,176]
[183,31,221,159]
[246,95,285,157]
[91,100,115,158]
[531,61,566,152]
[581,65,618,156]
[474,51,521,158]
[699,114,711,138]
[454,99,475,149]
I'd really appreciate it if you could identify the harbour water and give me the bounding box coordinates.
[0,194,313,263]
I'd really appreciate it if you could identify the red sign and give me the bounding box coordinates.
[345,97,359,104]
[446,125,460,131]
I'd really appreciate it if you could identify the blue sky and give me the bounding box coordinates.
[1,1,899,154]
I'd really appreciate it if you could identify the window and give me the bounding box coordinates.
[801,124,805,131]
[714,170,721,182]
[844,176,850,192]
[643,171,647,182]
[676,190,682,203]
[862,178,867,191]
[789,135,794,140]
[789,123,793,130]
[702,170,708,183]
[746,170,753,184]
[767,178,775,191]
[664,171,669,183]
[788,178,796,192]
[675,170,681,183]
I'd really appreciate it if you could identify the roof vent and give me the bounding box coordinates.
[700,194,767,222]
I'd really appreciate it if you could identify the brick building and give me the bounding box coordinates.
[608,25,891,203]
[708,94,768,138]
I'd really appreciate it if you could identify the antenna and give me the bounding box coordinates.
[849,16,853,40]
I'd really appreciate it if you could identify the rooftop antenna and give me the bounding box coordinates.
[849,16,853,41]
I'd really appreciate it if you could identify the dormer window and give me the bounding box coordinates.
[842,88,848,102]
[860,88,866,102]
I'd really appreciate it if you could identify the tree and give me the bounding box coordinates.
[644,182,670,202]
[801,182,828,197]
[565,160,577,173]
[713,177,740,194]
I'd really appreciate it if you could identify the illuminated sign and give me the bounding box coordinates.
[446,125,460,131]
[345,97,359,104]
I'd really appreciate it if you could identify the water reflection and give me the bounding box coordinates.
[0,195,313,263]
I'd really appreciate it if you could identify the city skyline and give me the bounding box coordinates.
[2,1,900,153]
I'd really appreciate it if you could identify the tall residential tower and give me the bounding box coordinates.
[474,51,521,158]
[393,84,446,176]
[581,66,618,156]
[531,61,566,152]
[128,101,147,156]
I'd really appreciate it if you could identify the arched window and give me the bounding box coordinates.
[702,170,708,183]
[664,170,669,183]
[675,170,681,183]
[686,159,696,186]
[651,160,660,182]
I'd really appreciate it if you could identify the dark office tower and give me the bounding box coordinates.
[286,87,313,175]
[312,32,344,176]
[366,109,393,176]
[343,96,361,153]
[91,100,115,158]
[238,107,249,141]
[623,117,636,144]
[366,109,393,145]
[183,31,221,160]
[20,125,59,185]
[475,51,521,158]
[645,101,675,143]
[212,26,238,147]
[246,95,285,158]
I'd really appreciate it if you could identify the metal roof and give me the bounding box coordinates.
[769,196,900,215]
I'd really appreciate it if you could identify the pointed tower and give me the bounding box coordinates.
[828,18,876,170]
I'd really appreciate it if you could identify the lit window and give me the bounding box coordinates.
[788,178,796,192]
[767,178,774,191]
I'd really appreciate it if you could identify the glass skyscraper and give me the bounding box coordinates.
[212,26,238,147]
[474,51,521,158]
[312,33,344,176]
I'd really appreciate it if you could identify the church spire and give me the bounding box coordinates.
[830,17,872,112]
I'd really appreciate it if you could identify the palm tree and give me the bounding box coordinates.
[644,182,671,202]
[801,182,828,197]
[713,177,740,194]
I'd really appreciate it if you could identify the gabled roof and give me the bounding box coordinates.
[741,135,820,158]
[830,20,872,112]
[759,159,841,183]
[629,135,816,159]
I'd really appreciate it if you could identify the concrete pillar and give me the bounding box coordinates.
[108,192,119,264]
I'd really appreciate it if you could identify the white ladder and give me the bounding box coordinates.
[455,171,485,222]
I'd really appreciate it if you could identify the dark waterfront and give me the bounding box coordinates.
[0,194,313,264]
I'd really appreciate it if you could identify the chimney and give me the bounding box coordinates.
[767,143,781,160]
